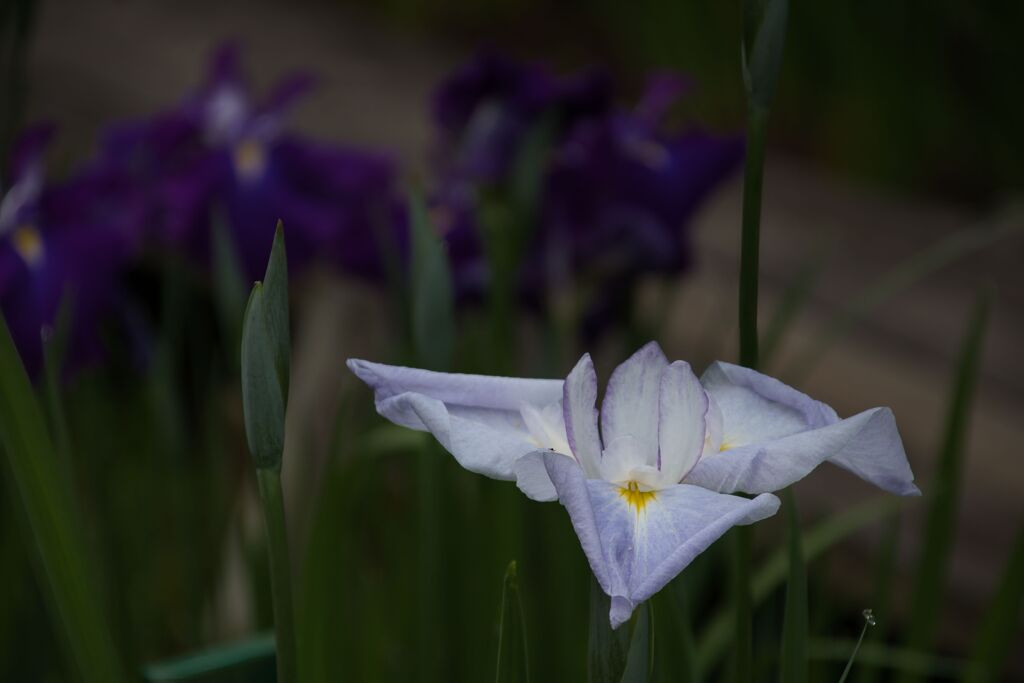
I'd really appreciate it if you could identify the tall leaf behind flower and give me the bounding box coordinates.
[0,313,128,683]
[899,287,992,683]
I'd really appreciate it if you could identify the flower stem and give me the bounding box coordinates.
[257,467,298,683]
[738,105,770,371]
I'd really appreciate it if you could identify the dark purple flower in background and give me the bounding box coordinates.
[430,54,744,337]
[101,43,401,281]
[0,126,140,375]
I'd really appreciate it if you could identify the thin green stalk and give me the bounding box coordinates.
[257,468,298,683]
[837,611,876,683]
[779,489,808,683]
[730,525,753,683]
[738,105,769,370]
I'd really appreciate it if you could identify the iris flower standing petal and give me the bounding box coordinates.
[684,361,920,496]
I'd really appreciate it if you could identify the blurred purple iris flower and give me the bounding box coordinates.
[101,43,400,281]
[0,125,141,375]
[430,54,743,336]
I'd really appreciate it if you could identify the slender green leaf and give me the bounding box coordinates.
[900,288,992,683]
[0,314,128,682]
[410,190,455,372]
[785,220,1018,383]
[589,577,631,683]
[652,578,699,683]
[143,633,276,682]
[760,252,827,365]
[779,490,808,683]
[962,524,1024,683]
[495,561,530,683]
[697,497,901,676]
[211,217,247,369]
[41,293,73,466]
[256,469,298,683]
[729,526,754,683]
[262,222,291,403]
[620,603,653,683]
[240,285,285,469]
[741,0,789,110]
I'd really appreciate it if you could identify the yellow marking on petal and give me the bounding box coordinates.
[233,139,266,180]
[12,225,44,267]
[719,437,740,452]
[618,481,656,514]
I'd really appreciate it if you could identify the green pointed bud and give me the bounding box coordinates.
[741,0,789,111]
[240,223,291,469]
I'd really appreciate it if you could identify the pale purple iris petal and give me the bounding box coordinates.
[347,358,562,411]
[373,392,542,481]
[695,361,919,496]
[685,407,920,496]
[600,341,668,469]
[563,352,602,476]
[702,361,837,440]
[348,358,565,483]
[542,452,780,628]
[657,361,708,485]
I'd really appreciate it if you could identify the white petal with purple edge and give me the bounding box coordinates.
[563,353,602,477]
[657,361,708,485]
[600,342,668,470]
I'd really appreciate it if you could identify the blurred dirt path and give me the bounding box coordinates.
[28,0,1024,650]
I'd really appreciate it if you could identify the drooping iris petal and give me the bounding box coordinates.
[347,358,564,482]
[686,362,920,496]
[599,341,668,469]
[537,451,780,628]
[657,361,708,485]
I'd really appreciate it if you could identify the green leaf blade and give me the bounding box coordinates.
[495,561,530,683]
[900,287,992,683]
[0,314,128,683]
[779,489,808,683]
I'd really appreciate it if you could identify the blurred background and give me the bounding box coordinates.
[1,0,1022,681]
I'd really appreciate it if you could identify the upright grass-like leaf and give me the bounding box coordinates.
[620,604,653,683]
[0,315,128,683]
[728,526,754,683]
[962,524,1024,683]
[495,561,530,683]
[41,295,73,466]
[589,577,631,682]
[653,578,699,683]
[697,497,901,676]
[409,190,456,681]
[735,3,787,678]
[783,218,1019,383]
[900,287,992,683]
[143,633,276,682]
[779,489,808,683]
[211,218,248,369]
[409,190,455,373]
[240,224,297,683]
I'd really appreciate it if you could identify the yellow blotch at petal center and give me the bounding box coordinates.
[618,481,657,514]
[13,225,45,267]
[233,139,266,180]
